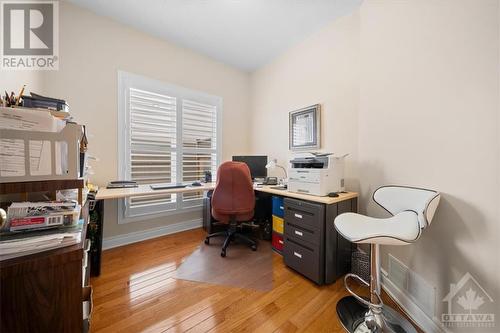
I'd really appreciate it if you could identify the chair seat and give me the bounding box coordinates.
[334,211,421,245]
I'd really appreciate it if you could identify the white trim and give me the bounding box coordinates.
[102,218,203,250]
[380,268,445,333]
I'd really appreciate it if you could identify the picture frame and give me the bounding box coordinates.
[289,104,321,151]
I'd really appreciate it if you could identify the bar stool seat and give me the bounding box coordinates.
[335,211,421,246]
[334,185,440,333]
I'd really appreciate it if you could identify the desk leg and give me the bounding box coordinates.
[89,199,104,277]
[325,198,357,284]
[203,190,215,234]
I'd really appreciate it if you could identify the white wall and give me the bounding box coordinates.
[40,1,251,237]
[0,72,44,98]
[249,12,360,190]
[250,0,499,330]
[359,0,499,329]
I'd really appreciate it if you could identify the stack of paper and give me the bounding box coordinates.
[0,107,68,177]
[0,222,83,261]
[0,232,81,260]
[0,107,65,132]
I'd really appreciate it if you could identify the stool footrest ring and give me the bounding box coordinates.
[344,273,384,309]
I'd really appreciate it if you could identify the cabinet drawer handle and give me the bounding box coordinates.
[294,230,303,236]
[294,213,303,219]
[293,251,302,258]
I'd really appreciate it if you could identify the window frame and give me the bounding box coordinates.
[117,71,222,224]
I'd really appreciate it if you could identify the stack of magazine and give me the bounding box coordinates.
[0,201,83,260]
[7,201,80,231]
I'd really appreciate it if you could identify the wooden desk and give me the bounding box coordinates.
[93,183,358,285]
[254,185,358,205]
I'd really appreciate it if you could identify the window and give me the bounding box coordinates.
[118,71,221,222]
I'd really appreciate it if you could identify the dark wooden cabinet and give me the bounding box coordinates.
[283,196,357,285]
[0,204,89,333]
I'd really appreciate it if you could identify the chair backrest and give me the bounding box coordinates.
[373,185,440,229]
[211,161,255,223]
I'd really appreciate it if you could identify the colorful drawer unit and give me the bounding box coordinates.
[272,196,285,218]
[272,197,285,254]
[272,232,284,253]
[272,215,284,234]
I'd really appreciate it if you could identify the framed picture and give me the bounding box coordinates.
[289,104,321,151]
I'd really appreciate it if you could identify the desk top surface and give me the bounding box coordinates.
[254,186,358,204]
[96,182,358,204]
[95,183,216,200]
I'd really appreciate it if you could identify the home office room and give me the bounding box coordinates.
[1,0,498,332]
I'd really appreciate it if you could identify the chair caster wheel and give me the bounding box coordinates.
[221,250,226,257]
[204,238,209,245]
[251,245,257,251]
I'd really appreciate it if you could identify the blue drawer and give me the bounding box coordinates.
[272,196,285,218]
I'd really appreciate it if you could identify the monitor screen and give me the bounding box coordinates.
[232,155,268,179]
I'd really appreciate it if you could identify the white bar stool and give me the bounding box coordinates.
[334,185,440,333]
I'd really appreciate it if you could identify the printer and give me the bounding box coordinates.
[288,154,346,196]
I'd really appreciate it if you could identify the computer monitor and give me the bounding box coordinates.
[232,155,268,180]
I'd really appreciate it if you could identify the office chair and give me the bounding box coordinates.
[204,161,257,257]
[334,185,440,333]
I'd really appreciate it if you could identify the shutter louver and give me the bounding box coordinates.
[128,88,177,210]
[181,100,218,203]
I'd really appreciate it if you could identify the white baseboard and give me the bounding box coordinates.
[380,268,444,333]
[102,219,203,250]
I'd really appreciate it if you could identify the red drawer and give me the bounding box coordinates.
[272,232,284,252]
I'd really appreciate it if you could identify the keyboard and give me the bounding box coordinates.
[150,183,187,190]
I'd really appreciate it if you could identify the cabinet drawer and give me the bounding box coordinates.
[272,196,285,218]
[284,198,324,230]
[272,215,284,234]
[272,232,284,252]
[283,237,321,284]
[285,221,321,245]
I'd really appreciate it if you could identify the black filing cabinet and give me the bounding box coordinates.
[283,196,357,285]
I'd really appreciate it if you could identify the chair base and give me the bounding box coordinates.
[336,296,417,333]
[205,226,257,257]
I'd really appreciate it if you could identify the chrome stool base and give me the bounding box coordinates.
[336,296,418,333]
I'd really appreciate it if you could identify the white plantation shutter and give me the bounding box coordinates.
[125,88,178,216]
[181,100,218,206]
[118,72,221,222]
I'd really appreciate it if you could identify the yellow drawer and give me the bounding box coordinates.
[272,215,284,234]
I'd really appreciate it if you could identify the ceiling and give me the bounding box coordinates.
[67,0,363,72]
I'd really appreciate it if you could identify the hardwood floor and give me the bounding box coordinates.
[90,228,421,333]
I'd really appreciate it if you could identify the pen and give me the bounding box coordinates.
[15,84,26,106]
